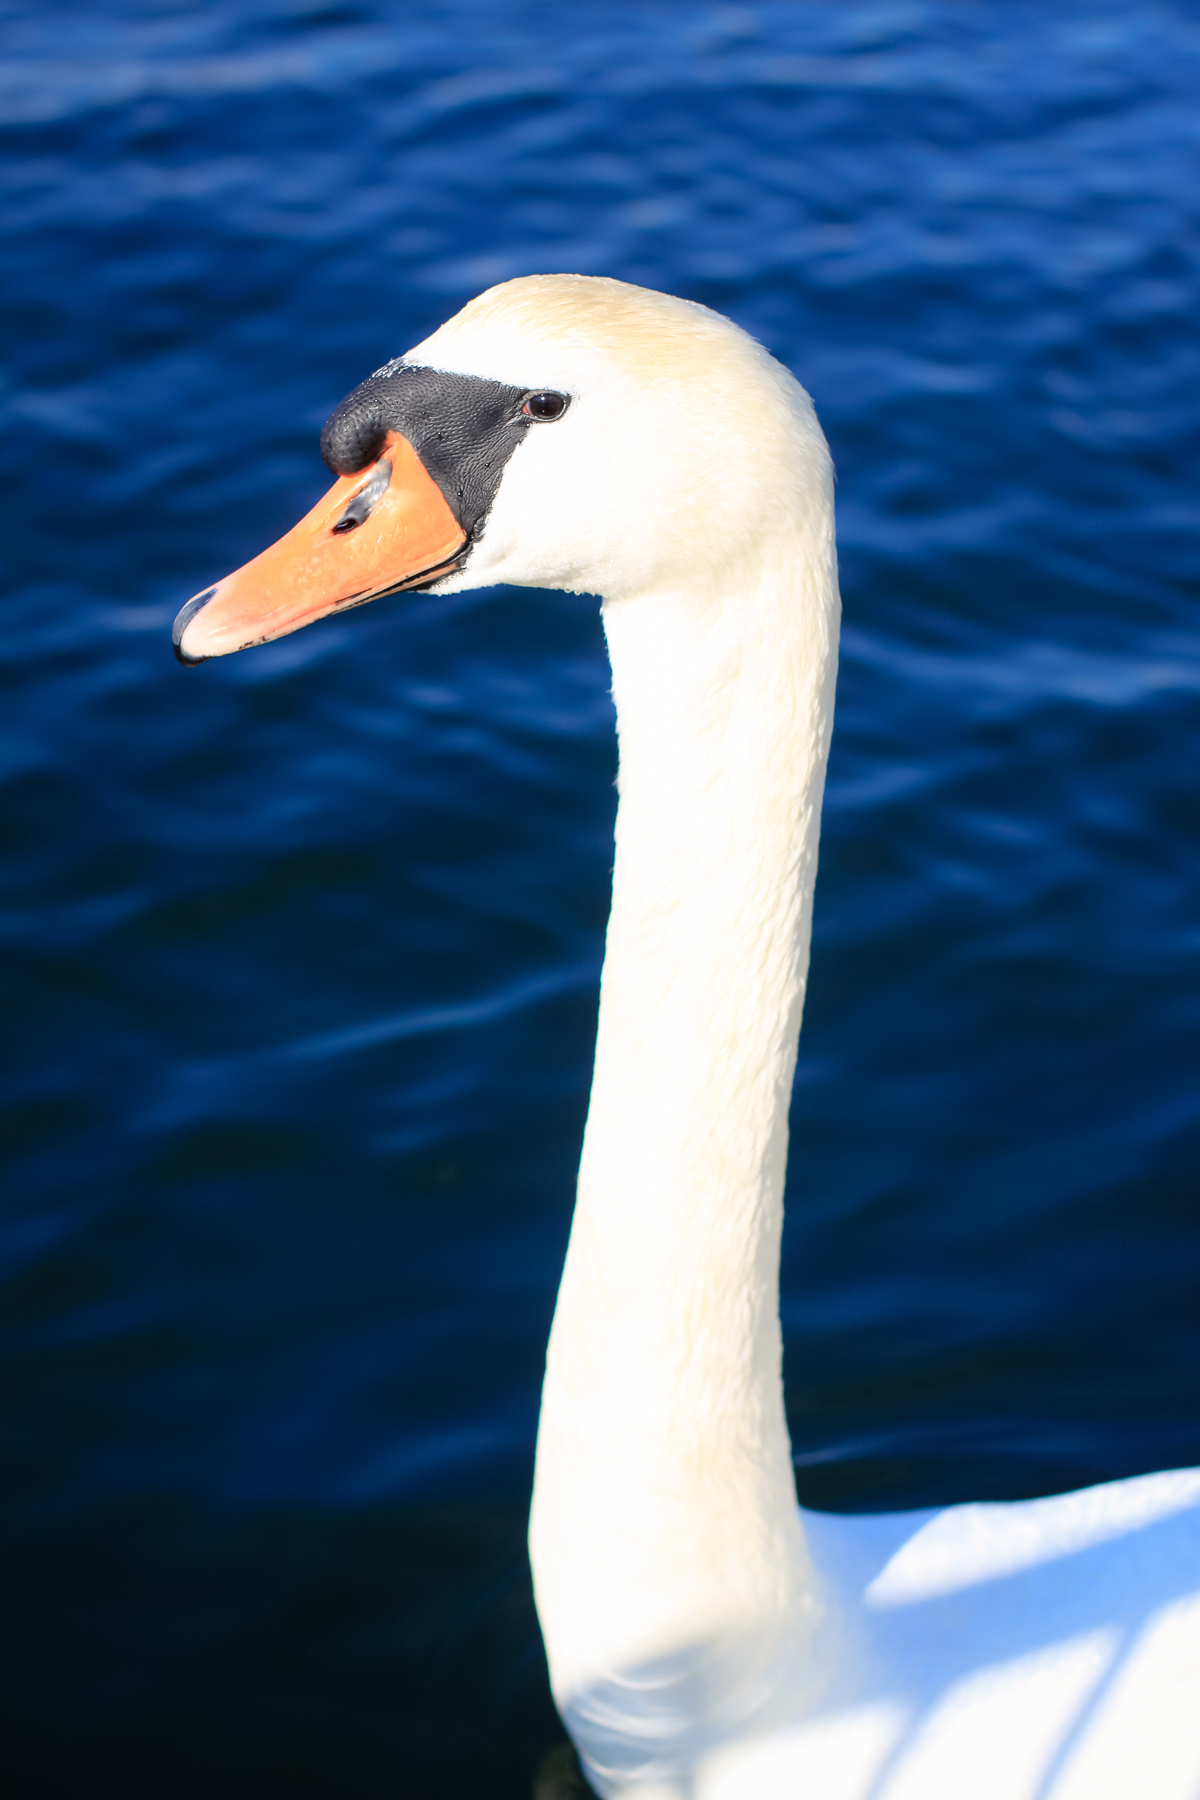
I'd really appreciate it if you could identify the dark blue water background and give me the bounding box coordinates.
[3,2,1200,1792]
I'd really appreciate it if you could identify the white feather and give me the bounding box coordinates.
[404,276,1200,1799]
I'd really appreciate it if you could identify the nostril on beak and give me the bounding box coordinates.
[172,585,218,666]
[332,457,393,535]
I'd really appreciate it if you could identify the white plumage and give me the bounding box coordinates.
[413,276,1200,1800]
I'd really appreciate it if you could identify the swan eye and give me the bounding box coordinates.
[522,391,568,422]
[332,458,392,534]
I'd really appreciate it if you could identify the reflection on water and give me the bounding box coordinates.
[2,2,1199,1792]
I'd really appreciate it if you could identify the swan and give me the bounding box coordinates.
[173,275,1200,1800]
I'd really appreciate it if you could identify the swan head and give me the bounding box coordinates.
[173,274,831,664]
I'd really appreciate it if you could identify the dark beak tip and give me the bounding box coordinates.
[172,586,218,665]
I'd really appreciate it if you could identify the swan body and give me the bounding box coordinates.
[174,276,1200,1799]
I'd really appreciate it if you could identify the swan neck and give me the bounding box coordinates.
[530,542,839,1776]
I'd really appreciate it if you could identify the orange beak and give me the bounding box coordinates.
[173,431,466,664]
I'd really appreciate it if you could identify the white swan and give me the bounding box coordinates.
[174,275,1200,1800]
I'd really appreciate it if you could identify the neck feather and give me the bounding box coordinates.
[530,527,839,1775]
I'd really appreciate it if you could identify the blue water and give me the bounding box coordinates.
[3,2,1200,1792]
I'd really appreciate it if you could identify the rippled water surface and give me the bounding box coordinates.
[3,3,1200,1793]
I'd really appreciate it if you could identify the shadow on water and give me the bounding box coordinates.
[2,1499,563,1800]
